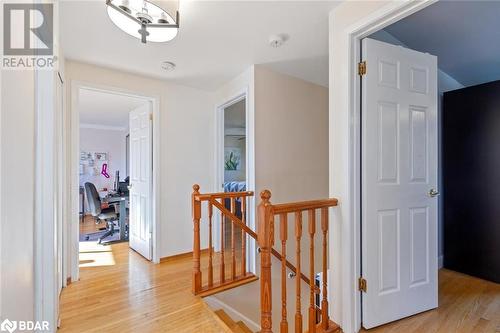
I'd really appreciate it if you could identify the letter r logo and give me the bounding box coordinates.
[3,3,53,56]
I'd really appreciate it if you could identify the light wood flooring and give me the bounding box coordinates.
[361,269,500,333]
[58,242,231,333]
[62,223,500,333]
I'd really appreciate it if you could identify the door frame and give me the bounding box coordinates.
[214,89,256,273]
[68,80,161,282]
[329,1,437,332]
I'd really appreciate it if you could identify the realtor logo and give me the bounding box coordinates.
[0,319,17,333]
[3,3,53,56]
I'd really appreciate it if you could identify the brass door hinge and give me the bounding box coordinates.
[150,113,153,121]
[358,277,367,292]
[358,61,367,76]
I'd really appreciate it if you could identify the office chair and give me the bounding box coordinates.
[84,182,118,244]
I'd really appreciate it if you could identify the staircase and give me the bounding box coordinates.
[192,184,341,333]
[215,309,254,333]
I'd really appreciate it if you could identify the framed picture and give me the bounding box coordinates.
[224,147,241,170]
[94,152,108,161]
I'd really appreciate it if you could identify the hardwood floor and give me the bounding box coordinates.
[361,269,500,333]
[80,215,107,235]
[59,242,231,333]
[60,237,500,333]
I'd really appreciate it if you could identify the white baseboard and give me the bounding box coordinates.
[204,296,260,332]
[438,255,444,269]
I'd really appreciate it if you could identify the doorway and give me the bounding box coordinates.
[70,83,161,282]
[215,92,256,272]
[342,1,500,331]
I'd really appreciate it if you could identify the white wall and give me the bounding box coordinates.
[0,70,36,324]
[79,127,128,210]
[65,60,215,260]
[213,66,329,332]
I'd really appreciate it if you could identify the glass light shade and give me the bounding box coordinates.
[106,0,178,43]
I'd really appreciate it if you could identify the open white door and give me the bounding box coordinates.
[361,38,438,328]
[129,103,153,260]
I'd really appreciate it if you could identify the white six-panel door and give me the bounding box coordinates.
[129,103,153,260]
[361,38,438,328]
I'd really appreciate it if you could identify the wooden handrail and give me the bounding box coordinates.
[257,189,340,333]
[194,191,254,201]
[273,198,338,214]
[209,195,319,293]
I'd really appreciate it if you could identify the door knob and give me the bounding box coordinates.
[429,188,439,197]
[127,184,133,190]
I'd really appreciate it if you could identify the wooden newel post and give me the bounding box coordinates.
[192,184,202,294]
[258,190,274,333]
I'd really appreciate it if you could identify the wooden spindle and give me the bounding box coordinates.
[208,202,214,287]
[241,196,247,275]
[321,208,330,330]
[192,184,202,294]
[231,197,237,280]
[308,210,316,333]
[220,198,225,283]
[280,213,288,333]
[258,190,274,333]
[295,211,303,333]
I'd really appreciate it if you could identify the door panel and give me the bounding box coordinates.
[362,38,438,328]
[129,103,152,260]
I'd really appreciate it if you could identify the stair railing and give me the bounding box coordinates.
[191,184,256,296]
[257,190,339,333]
[191,184,321,299]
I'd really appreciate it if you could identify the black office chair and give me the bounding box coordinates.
[84,182,118,244]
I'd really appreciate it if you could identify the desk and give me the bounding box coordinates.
[104,195,129,241]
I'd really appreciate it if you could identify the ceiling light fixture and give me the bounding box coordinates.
[106,0,179,44]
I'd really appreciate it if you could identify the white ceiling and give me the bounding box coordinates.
[79,88,147,129]
[383,1,500,87]
[60,1,341,91]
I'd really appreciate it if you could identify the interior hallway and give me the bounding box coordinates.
[58,242,231,333]
[60,237,500,333]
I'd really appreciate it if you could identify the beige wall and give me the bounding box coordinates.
[65,61,215,259]
[255,65,329,202]
[213,66,329,331]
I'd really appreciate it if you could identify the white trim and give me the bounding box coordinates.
[204,296,260,332]
[69,81,161,283]
[329,1,437,332]
[79,123,128,131]
[214,88,256,273]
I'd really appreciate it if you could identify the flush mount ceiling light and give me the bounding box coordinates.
[106,0,179,44]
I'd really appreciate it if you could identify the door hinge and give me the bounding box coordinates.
[149,113,153,121]
[358,277,367,292]
[358,61,367,76]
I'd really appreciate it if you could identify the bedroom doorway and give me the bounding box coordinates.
[222,98,247,251]
[215,92,255,272]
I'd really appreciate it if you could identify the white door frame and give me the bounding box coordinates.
[329,1,437,332]
[68,80,161,282]
[214,89,256,273]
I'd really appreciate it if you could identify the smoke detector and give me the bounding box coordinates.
[269,34,289,48]
[161,61,176,72]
